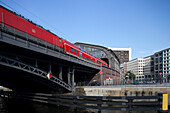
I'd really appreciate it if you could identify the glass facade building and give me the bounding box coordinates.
[78,45,108,60]
[75,42,120,72]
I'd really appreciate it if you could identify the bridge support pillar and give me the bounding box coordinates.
[48,64,52,74]
[35,60,38,68]
[59,65,63,80]
[72,67,75,94]
[67,66,71,85]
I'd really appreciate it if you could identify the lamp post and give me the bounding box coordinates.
[127,73,129,84]
[100,64,103,86]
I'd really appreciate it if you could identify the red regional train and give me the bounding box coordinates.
[0,5,108,67]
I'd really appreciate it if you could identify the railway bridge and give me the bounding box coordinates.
[0,24,101,93]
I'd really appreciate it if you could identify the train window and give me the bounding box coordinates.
[80,52,82,57]
[71,47,73,51]
[75,49,77,53]
[59,38,61,43]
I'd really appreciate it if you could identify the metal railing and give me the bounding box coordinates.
[76,78,170,87]
[0,91,168,113]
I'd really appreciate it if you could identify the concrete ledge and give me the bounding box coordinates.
[76,85,170,105]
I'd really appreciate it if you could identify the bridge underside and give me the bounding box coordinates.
[0,64,61,93]
[0,27,100,93]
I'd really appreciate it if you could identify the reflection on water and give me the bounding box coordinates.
[0,98,76,113]
[0,98,169,113]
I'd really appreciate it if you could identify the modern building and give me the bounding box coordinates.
[108,48,132,64]
[124,47,170,83]
[127,58,145,81]
[143,55,154,79]
[120,63,127,78]
[162,48,170,82]
[154,50,163,80]
[152,48,170,82]
[75,42,120,72]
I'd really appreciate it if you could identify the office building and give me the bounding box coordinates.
[143,55,154,79]
[162,48,170,81]
[120,63,127,78]
[127,58,145,81]
[108,48,132,64]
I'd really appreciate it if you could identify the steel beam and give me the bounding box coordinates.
[0,55,72,91]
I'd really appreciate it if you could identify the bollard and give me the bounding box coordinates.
[158,93,168,113]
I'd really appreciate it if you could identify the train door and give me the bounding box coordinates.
[54,38,58,50]
[80,52,82,58]
[59,38,63,48]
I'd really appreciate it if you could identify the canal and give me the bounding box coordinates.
[0,98,168,113]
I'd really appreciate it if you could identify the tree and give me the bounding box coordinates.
[125,71,136,80]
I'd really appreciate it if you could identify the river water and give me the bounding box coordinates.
[0,98,169,113]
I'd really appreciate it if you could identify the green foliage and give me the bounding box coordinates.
[125,71,136,80]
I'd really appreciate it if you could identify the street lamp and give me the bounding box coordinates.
[127,73,129,84]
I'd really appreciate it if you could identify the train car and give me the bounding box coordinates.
[63,40,80,57]
[63,40,96,63]
[0,5,64,49]
[95,57,108,67]
[0,5,108,67]
[63,40,108,66]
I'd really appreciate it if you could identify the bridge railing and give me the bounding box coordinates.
[0,91,168,113]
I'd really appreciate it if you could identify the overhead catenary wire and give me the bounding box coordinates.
[0,0,69,41]
[0,0,17,12]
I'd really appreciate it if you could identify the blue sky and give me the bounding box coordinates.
[1,0,170,60]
